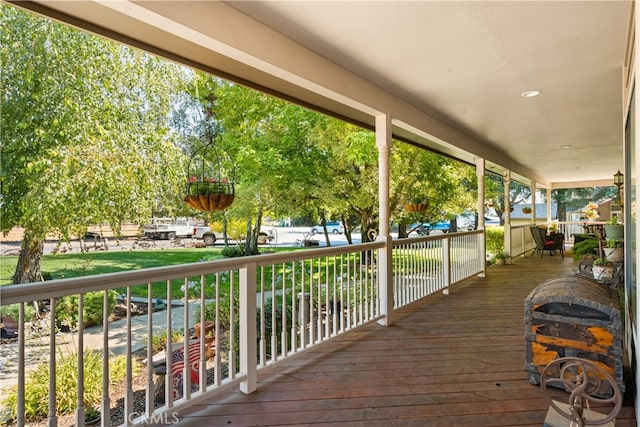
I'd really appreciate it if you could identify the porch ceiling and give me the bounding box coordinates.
[12,1,632,188]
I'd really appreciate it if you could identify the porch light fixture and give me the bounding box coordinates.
[613,170,624,190]
[613,170,624,209]
[521,90,541,98]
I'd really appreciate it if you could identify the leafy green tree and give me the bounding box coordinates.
[485,174,531,225]
[1,6,187,283]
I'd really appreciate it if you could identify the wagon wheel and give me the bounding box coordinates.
[577,254,596,276]
[367,228,378,241]
[540,357,622,426]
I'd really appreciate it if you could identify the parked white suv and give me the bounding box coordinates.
[311,221,344,235]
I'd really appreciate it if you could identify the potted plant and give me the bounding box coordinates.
[571,237,599,262]
[404,197,429,213]
[603,238,623,262]
[592,257,614,282]
[522,206,532,214]
[604,216,624,239]
[493,251,509,265]
[84,406,101,426]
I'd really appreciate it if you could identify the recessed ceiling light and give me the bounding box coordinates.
[561,145,572,149]
[521,90,541,98]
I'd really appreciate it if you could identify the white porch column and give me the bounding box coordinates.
[239,263,257,394]
[503,170,512,263]
[531,182,537,224]
[546,188,552,222]
[475,157,486,277]
[376,112,393,327]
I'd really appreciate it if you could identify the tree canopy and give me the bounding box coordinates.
[1,5,187,282]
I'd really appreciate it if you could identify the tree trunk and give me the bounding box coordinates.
[245,208,263,256]
[12,231,45,284]
[397,219,410,238]
[341,213,353,244]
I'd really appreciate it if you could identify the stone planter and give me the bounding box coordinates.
[604,247,623,262]
[592,265,614,282]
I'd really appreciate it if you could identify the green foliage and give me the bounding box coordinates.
[221,246,244,258]
[1,5,188,283]
[259,293,294,358]
[494,251,509,259]
[571,237,599,261]
[606,216,618,225]
[604,238,620,248]
[146,330,185,354]
[195,292,239,331]
[1,350,136,422]
[485,226,505,254]
[0,303,36,322]
[593,257,610,266]
[55,290,118,329]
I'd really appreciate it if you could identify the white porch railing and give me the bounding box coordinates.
[391,230,484,306]
[508,223,537,257]
[0,231,484,426]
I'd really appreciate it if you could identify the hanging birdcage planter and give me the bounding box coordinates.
[404,198,429,213]
[184,141,235,211]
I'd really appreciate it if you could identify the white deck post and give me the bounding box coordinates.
[376,112,393,327]
[531,181,537,225]
[504,170,512,263]
[240,262,258,393]
[476,157,486,277]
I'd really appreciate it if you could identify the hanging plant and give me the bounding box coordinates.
[522,206,532,214]
[184,141,235,211]
[404,198,429,213]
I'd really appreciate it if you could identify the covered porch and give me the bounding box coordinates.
[179,254,635,426]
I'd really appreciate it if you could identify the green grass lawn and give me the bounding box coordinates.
[1,247,298,299]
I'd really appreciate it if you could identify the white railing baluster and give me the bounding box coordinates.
[17,302,25,427]
[125,287,133,423]
[165,279,174,408]
[182,278,191,400]
[146,284,154,417]
[259,267,266,366]
[48,298,57,427]
[229,272,236,379]
[270,265,277,362]
[290,261,298,351]
[102,291,110,426]
[76,294,85,427]
[239,262,257,394]
[281,262,288,357]
[199,273,206,393]
[214,272,221,386]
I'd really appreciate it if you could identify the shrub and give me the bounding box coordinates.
[485,226,504,254]
[221,246,244,258]
[56,290,118,330]
[195,292,239,331]
[1,350,137,423]
[0,303,36,323]
[571,237,599,261]
[145,330,185,353]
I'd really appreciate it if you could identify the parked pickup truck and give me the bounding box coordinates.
[142,217,196,240]
[192,225,217,246]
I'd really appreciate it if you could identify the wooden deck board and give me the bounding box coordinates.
[178,254,636,426]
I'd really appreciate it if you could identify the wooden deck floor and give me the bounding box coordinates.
[178,253,636,426]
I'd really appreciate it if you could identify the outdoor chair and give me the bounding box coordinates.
[530,227,564,258]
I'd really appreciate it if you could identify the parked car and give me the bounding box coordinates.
[311,221,344,235]
[410,221,451,235]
